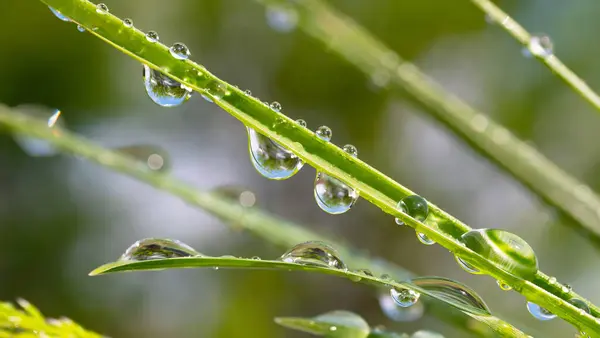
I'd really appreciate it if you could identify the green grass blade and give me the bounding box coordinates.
[22,1,600,334]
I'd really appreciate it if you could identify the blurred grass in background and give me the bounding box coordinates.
[1,0,600,337]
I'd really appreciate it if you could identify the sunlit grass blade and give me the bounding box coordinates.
[275,311,373,338]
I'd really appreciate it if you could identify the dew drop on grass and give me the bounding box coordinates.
[378,289,424,322]
[119,238,201,261]
[524,34,553,58]
[246,127,304,180]
[265,5,298,33]
[13,105,64,157]
[206,81,229,100]
[77,25,85,32]
[569,298,590,315]
[146,31,159,43]
[526,302,556,321]
[244,89,252,96]
[458,229,538,280]
[96,3,109,14]
[411,276,491,315]
[296,119,307,128]
[395,195,429,225]
[314,145,359,214]
[142,65,192,107]
[279,241,347,270]
[170,43,191,60]
[342,144,358,157]
[455,256,482,274]
[48,7,70,22]
[123,18,133,28]
[390,288,420,308]
[416,232,435,245]
[270,101,282,112]
[315,125,332,141]
[496,280,512,291]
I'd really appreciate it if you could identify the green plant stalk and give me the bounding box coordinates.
[470,0,600,113]
[254,0,600,245]
[30,0,600,335]
[90,257,527,337]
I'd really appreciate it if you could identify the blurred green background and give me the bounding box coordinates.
[2,0,600,337]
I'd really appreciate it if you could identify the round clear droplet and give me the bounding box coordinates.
[270,101,282,112]
[48,7,70,21]
[142,65,192,107]
[123,18,133,28]
[342,144,358,157]
[395,195,429,225]
[526,34,553,58]
[146,31,159,43]
[170,42,191,60]
[378,289,424,322]
[265,5,298,33]
[416,232,435,245]
[296,119,307,128]
[279,241,347,270]
[411,276,490,315]
[314,172,359,214]
[496,280,512,291]
[244,89,252,96]
[247,127,304,180]
[96,3,109,14]
[77,25,85,32]
[13,105,65,157]
[315,126,332,141]
[206,81,229,100]
[119,238,201,261]
[390,288,420,308]
[526,302,556,321]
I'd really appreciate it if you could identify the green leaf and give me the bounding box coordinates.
[275,311,370,338]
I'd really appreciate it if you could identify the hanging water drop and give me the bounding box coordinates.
[146,31,159,43]
[123,18,133,28]
[265,5,298,33]
[378,289,424,322]
[13,105,65,157]
[395,195,429,225]
[411,276,491,315]
[416,232,435,245]
[270,101,282,112]
[526,302,556,321]
[314,144,359,214]
[142,65,192,107]
[96,3,109,14]
[496,280,512,291]
[48,7,70,22]
[296,119,307,128]
[119,238,201,261]
[455,256,481,274]
[315,126,332,141]
[458,229,538,279]
[170,43,191,60]
[77,25,85,32]
[390,288,420,308]
[525,35,553,58]
[279,241,347,270]
[569,298,590,315]
[246,127,304,180]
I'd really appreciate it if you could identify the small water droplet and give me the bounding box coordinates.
[526,302,556,321]
[48,7,70,21]
[411,276,491,315]
[378,289,424,322]
[314,171,359,214]
[246,127,304,180]
[279,241,347,270]
[206,81,229,100]
[96,3,109,14]
[569,298,590,315]
[146,31,159,43]
[315,126,332,141]
[380,274,392,281]
[142,65,192,107]
[563,284,573,293]
[342,144,358,157]
[123,18,133,27]
[390,288,420,308]
[244,89,252,96]
[270,101,282,112]
[496,280,512,291]
[349,274,362,282]
[170,42,191,60]
[13,105,64,157]
[416,232,435,245]
[265,5,298,33]
[251,256,261,260]
[119,238,200,261]
[76,25,85,32]
[548,276,557,285]
[459,229,538,279]
[395,195,429,225]
[355,269,373,277]
[455,256,482,274]
[525,34,553,58]
[296,119,307,128]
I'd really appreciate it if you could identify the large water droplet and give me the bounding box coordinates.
[411,276,491,315]
[455,256,482,274]
[115,145,169,171]
[570,298,590,315]
[525,35,553,58]
[170,43,190,60]
[390,287,420,308]
[378,289,424,322]
[314,173,359,214]
[120,238,200,261]
[48,7,70,21]
[265,5,298,33]
[526,302,556,321]
[279,241,347,270]
[342,144,358,157]
[246,127,304,180]
[123,18,133,28]
[142,65,192,107]
[13,105,64,157]
[416,232,435,245]
[146,31,159,43]
[459,229,538,279]
[395,195,429,225]
[96,3,109,14]
[315,126,332,141]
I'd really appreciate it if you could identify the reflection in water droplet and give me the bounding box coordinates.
[315,126,332,141]
[13,105,64,157]
[246,127,304,180]
[525,34,553,58]
[569,298,590,315]
[119,238,200,261]
[395,195,429,225]
[49,7,70,21]
[378,289,424,322]
[96,3,109,14]
[390,288,420,308]
[314,172,359,214]
[459,229,538,279]
[76,25,85,32]
[496,280,512,291]
[170,43,191,60]
[526,302,556,321]
[146,31,159,43]
[143,65,192,107]
[265,5,298,33]
[455,256,482,274]
[342,144,358,157]
[279,241,346,270]
[416,232,435,245]
[411,276,491,315]
[123,18,133,27]
[296,119,307,128]
[206,81,229,100]
[270,101,282,112]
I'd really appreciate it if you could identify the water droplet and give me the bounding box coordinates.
[123,18,133,27]
[76,25,85,32]
[390,288,420,308]
[380,274,392,281]
[378,289,424,322]
[459,229,538,279]
[296,119,307,128]
[455,256,482,274]
[115,145,169,171]
[170,42,191,60]
[244,89,252,96]
[96,3,109,14]
[411,276,491,315]
[279,241,347,270]
[265,5,298,33]
[13,105,65,157]
[119,238,200,261]
[314,171,359,214]
[355,269,373,277]
[569,298,590,315]
[525,35,553,58]
[146,31,159,43]
[143,65,192,107]
[563,284,573,293]
[48,7,70,21]
[497,280,512,291]
[548,276,557,285]
[206,81,229,100]
[416,232,435,245]
[246,127,304,180]
[315,126,332,141]
[526,302,556,321]
[270,101,282,112]
[251,256,261,260]
[342,144,358,157]
[395,195,429,225]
